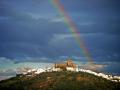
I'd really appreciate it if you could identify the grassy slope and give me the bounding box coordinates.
[0,71,120,90]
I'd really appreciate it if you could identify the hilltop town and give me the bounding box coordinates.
[0,59,120,90]
[0,66,120,90]
[16,59,120,83]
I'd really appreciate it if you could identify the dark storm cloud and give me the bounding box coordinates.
[61,0,120,13]
[0,0,120,62]
[0,1,69,59]
[62,0,120,36]
[59,0,120,34]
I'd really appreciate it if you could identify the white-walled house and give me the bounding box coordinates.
[35,68,45,74]
[52,67,62,72]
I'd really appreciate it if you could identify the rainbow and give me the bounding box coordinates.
[51,0,93,63]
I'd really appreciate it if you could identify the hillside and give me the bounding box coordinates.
[0,71,120,90]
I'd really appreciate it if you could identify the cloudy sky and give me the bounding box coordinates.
[0,0,120,63]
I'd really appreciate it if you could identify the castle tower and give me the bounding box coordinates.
[67,59,73,66]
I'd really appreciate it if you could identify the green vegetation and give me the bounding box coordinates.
[0,71,120,90]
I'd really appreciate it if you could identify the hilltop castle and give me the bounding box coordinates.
[53,59,78,72]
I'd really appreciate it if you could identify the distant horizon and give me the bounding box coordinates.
[0,57,120,81]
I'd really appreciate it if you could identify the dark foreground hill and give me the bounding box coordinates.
[0,71,120,90]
